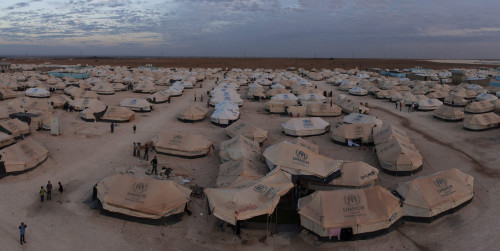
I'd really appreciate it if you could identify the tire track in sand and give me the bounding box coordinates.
[371,105,500,178]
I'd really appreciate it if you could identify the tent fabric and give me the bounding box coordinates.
[298,186,403,236]
[101,106,135,122]
[464,100,495,114]
[433,106,464,121]
[219,135,262,163]
[0,88,17,100]
[281,117,330,136]
[95,174,191,219]
[153,131,213,157]
[25,87,50,98]
[119,98,152,112]
[292,137,320,153]
[372,124,410,145]
[265,100,287,113]
[177,105,208,122]
[0,131,15,148]
[443,95,468,106]
[210,108,240,125]
[80,103,107,120]
[225,121,268,144]
[417,99,443,111]
[69,98,104,111]
[306,103,342,117]
[0,138,48,173]
[335,98,369,114]
[91,84,115,95]
[375,137,423,173]
[331,123,374,144]
[463,112,500,130]
[263,141,342,178]
[205,170,294,225]
[147,90,170,103]
[215,158,268,188]
[349,86,368,96]
[329,161,379,188]
[396,168,474,219]
[343,113,383,126]
[0,118,30,138]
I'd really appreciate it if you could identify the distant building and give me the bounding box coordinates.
[0,62,11,72]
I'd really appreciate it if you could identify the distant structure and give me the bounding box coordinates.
[451,70,465,84]
[0,62,11,73]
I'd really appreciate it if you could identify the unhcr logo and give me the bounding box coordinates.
[173,135,183,141]
[132,182,148,194]
[344,194,360,207]
[434,177,453,193]
[434,178,447,188]
[292,149,310,165]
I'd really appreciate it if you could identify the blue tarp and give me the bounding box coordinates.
[48,72,89,79]
[495,76,500,81]
[490,82,500,87]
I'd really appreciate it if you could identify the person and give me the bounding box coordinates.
[399,101,402,111]
[46,181,52,201]
[167,96,171,103]
[194,93,197,101]
[151,156,158,175]
[57,182,63,204]
[207,100,210,108]
[144,144,149,161]
[137,143,141,158]
[200,95,204,102]
[133,124,136,134]
[163,166,172,178]
[19,222,27,245]
[408,104,411,112]
[40,186,45,202]
[133,142,137,156]
[451,100,455,107]
[110,123,114,133]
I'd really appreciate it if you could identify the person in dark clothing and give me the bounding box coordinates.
[40,186,45,202]
[19,222,27,245]
[151,156,158,175]
[163,166,172,178]
[133,125,136,134]
[133,142,137,156]
[144,145,149,161]
[57,182,63,204]
[46,181,52,200]
[137,143,141,158]
[110,123,114,133]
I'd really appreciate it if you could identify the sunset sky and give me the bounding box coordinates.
[1,0,499,58]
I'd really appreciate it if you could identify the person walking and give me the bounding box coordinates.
[151,156,158,175]
[57,182,63,204]
[137,143,141,158]
[399,101,402,111]
[200,95,204,102]
[133,124,136,134]
[19,222,27,245]
[194,93,197,101]
[143,144,149,161]
[133,142,137,157]
[46,181,52,201]
[110,123,115,133]
[40,186,45,202]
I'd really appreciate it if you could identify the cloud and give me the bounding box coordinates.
[6,2,30,10]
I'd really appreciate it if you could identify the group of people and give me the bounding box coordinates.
[133,142,154,161]
[395,100,419,112]
[39,181,63,203]
[194,93,205,102]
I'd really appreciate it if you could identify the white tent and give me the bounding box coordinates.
[210,108,240,126]
[25,87,50,98]
[281,117,330,136]
[349,86,368,96]
[119,98,152,112]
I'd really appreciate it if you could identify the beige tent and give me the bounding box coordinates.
[375,137,423,174]
[64,86,85,98]
[91,84,115,95]
[263,141,342,180]
[177,104,208,122]
[335,98,369,114]
[0,131,15,148]
[331,123,374,145]
[396,168,473,220]
[298,186,403,237]
[0,138,48,174]
[119,98,152,112]
[265,100,286,113]
[80,103,107,121]
[219,135,262,163]
[95,174,191,219]
[417,99,443,111]
[205,170,294,225]
[133,82,156,93]
[464,100,495,114]
[306,103,342,117]
[266,88,291,97]
[330,161,379,188]
[0,88,17,100]
[0,118,30,138]
[443,95,468,107]
[215,158,268,188]
[372,124,410,145]
[49,95,70,108]
[281,117,330,136]
[69,98,104,111]
[225,121,268,144]
[292,137,320,153]
[287,106,307,117]
[463,112,500,130]
[153,131,213,157]
[343,113,383,127]
[147,90,170,103]
[101,106,135,122]
[433,106,464,121]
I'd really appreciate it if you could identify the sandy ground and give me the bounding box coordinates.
[0,71,499,251]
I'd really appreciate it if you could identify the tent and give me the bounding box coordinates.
[147,90,170,104]
[0,131,15,148]
[433,106,464,121]
[210,108,240,126]
[101,106,135,122]
[343,113,383,127]
[64,86,85,98]
[263,141,342,182]
[292,137,320,153]
[205,170,294,225]
[281,117,330,136]
[463,112,500,130]
[372,124,410,145]
[348,86,368,96]
[133,82,156,93]
[266,88,290,97]
[153,131,213,157]
[443,95,468,107]
[265,100,286,113]
[225,121,268,144]
[298,186,403,238]
[177,105,208,122]
[210,94,244,107]
[395,168,473,221]
[80,102,107,121]
[119,98,152,112]
[91,84,115,95]
[49,95,70,108]
[417,99,443,111]
[298,93,326,104]
[335,98,369,114]
[0,138,48,174]
[69,98,105,111]
[219,135,262,163]
[94,174,191,219]
[25,87,50,98]
[0,88,16,100]
[271,94,299,106]
[476,93,498,102]
[375,137,423,174]
[464,100,495,114]
[331,123,374,145]
[165,86,183,96]
[329,161,379,188]
[0,118,30,138]
[305,103,342,117]
[215,158,268,188]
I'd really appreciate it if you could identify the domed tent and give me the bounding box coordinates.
[305,103,342,117]
[343,113,383,127]
[225,121,268,144]
[101,106,135,122]
[80,102,107,121]
[348,86,368,96]
[395,168,473,222]
[372,124,410,145]
[91,84,115,95]
[0,88,16,100]
[464,100,495,114]
[205,170,294,225]
[463,112,500,130]
[0,138,48,175]
[433,106,464,121]
[119,98,152,112]
[263,141,342,183]
[298,186,403,239]
[331,123,374,145]
[177,104,208,122]
[49,95,70,108]
[335,98,369,114]
[298,93,326,104]
[375,137,423,174]
[476,93,498,102]
[329,161,379,189]
[0,118,30,138]
[219,135,262,163]
[147,90,171,104]
[133,82,156,93]
[211,107,240,126]
[215,158,268,188]
[94,174,191,220]
[0,131,15,148]
[417,99,443,111]
[153,131,213,158]
[69,98,105,111]
[165,86,183,96]
[281,117,330,136]
[64,86,85,98]
[443,95,468,107]
[25,87,50,98]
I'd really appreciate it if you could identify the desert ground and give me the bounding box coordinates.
[0,60,499,251]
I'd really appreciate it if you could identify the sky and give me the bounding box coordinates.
[1,0,499,58]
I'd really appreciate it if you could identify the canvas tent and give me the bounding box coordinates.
[335,98,369,114]
[372,124,410,145]
[331,123,374,145]
[395,168,474,221]
[153,131,213,157]
[0,131,15,148]
[464,100,495,114]
[119,98,152,112]
[433,106,464,121]
[215,158,268,188]
[147,90,170,103]
[225,121,268,144]
[417,99,443,111]
[80,102,107,121]
[210,108,240,126]
[205,170,294,225]
[0,88,16,100]
[349,86,368,96]
[329,161,379,188]
[443,95,468,107]
[298,186,403,238]
[281,117,330,136]
[91,84,115,95]
[463,112,500,130]
[25,87,50,98]
[305,103,342,117]
[101,106,135,122]
[343,113,383,127]
[219,135,262,163]
[0,118,30,138]
[177,105,208,122]
[69,98,104,111]
[375,137,423,174]
[292,137,320,153]
[0,138,48,174]
[94,174,191,219]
